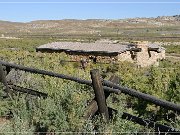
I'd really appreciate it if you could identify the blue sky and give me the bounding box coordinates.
[0,0,179,22]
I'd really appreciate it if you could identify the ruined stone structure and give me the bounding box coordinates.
[36,41,165,67]
[135,42,165,67]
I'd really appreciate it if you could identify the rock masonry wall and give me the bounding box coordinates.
[69,42,165,67]
[134,43,165,67]
[70,54,118,63]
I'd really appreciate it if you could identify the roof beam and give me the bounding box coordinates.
[148,48,161,53]
[129,48,142,52]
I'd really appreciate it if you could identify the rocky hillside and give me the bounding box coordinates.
[0,15,180,37]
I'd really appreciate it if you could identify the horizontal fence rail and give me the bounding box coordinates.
[9,84,48,98]
[121,112,179,134]
[108,108,178,133]
[0,61,120,95]
[0,61,91,85]
[0,60,180,113]
[103,80,180,112]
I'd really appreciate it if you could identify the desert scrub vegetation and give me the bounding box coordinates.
[0,39,179,133]
[0,37,99,53]
[0,62,141,133]
[163,44,180,54]
[0,38,57,52]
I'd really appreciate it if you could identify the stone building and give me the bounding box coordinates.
[36,41,165,67]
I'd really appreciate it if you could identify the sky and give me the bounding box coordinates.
[0,0,179,22]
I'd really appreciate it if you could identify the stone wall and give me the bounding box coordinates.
[70,54,118,63]
[118,51,134,62]
[134,43,165,67]
[68,42,165,67]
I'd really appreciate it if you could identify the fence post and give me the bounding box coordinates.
[84,75,120,119]
[0,63,12,97]
[90,69,109,122]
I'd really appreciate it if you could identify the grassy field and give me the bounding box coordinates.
[163,44,180,54]
[0,37,180,133]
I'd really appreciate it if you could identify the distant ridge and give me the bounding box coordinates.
[0,15,179,37]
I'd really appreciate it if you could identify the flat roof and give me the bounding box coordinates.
[37,42,130,53]
[36,42,165,54]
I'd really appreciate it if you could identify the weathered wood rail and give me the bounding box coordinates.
[0,60,179,134]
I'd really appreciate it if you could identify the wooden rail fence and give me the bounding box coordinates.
[0,60,180,134]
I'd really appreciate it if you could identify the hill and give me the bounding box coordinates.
[0,15,180,40]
